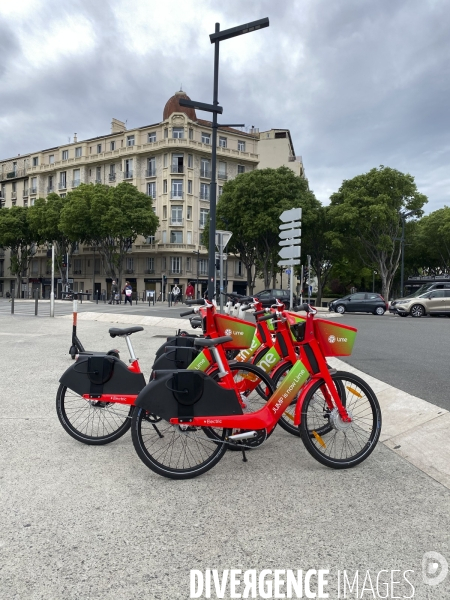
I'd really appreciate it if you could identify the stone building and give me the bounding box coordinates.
[0,91,305,299]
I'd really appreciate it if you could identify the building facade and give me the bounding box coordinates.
[0,91,305,299]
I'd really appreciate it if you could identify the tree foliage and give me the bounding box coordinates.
[329,166,427,300]
[59,182,158,289]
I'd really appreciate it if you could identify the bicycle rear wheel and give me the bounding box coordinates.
[56,384,133,445]
[131,410,231,479]
[299,371,382,469]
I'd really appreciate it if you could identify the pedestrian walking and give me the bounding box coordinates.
[185,282,194,301]
[123,281,133,306]
[108,280,118,304]
[172,284,180,305]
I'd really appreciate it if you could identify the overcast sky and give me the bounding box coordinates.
[1,0,449,212]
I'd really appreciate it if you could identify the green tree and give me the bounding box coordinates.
[28,193,76,291]
[329,166,427,300]
[406,207,450,275]
[59,182,159,290]
[215,167,320,293]
[0,206,41,297]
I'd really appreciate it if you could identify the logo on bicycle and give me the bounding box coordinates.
[328,335,336,343]
[225,328,244,336]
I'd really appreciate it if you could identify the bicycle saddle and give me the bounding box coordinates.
[194,336,233,347]
[109,326,144,338]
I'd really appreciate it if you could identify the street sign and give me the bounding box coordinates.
[279,220,301,231]
[278,259,301,266]
[280,207,302,223]
[215,230,232,250]
[215,252,227,261]
[279,237,301,246]
[279,246,301,260]
[279,228,301,240]
[285,269,291,275]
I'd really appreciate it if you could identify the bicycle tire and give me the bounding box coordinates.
[204,362,276,448]
[56,384,133,445]
[131,409,231,479]
[300,371,382,469]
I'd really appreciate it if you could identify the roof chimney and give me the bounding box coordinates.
[74,133,77,142]
[111,118,127,134]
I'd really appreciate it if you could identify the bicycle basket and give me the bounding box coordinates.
[313,319,357,357]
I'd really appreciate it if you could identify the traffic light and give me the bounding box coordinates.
[215,258,220,271]
[61,259,67,268]
[163,275,167,285]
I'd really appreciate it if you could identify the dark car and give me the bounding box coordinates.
[254,289,297,308]
[329,292,387,315]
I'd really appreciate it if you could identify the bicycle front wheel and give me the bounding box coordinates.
[56,384,133,445]
[299,372,382,469]
[131,410,231,479]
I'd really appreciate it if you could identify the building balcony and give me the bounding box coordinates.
[11,192,17,199]
[95,178,102,184]
[218,172,228,180]
[72,179,80,188]
[171,165,184,174]
[169,270,182,275]
[200,169,210,178]
[73,270,82,275]
[47,186,54,193]
[109,173,116,182]
[146,168,156,177]
[170,191,184,200]
[23,189,29,197]
[170,219,184,226]
[58,183,67,190]
[124,171,133,179]
[125,269,134,274]
[144,269,155,274]
[30,187,37,194]
[200,192,210,201]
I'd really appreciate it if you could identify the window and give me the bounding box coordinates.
[73,258,82,274]
[124,159,133,178]
[147,157,156,176]
[163,206,167,219]
[164,128,168,138]
[188,180,192,194]
[200,183,210,200]
[147,182,156,198]
[146,235,155,244]
[32,156,39,166]
[237,164,245,174]
[30,178,37,194]
[170,256,182,272]
[94,167,101,183]
[235,261,243,276]
[72,169,80,187]
[199,259,208,275]
[238,140,246,152]
[202,132,211,144]
[148,131,156,143]
[172,127,184,139]
[200,208,209,228]
[110,141,116,151]
[189,128,193,140]
[218,186,223,197]
[161,256,166,270]
[146,257,155,272]
[49,155,54,164]
[218,161,227,180]
[62,150,68,160]
[219,136,227,148]
[48,176,53,192]
[97,144,102,153]
[162,230,167,243]
[187,206,192,220]
[171,153,184,173]
[186,257,192,271]
[89,147,92,154]
[171,205,183,225]
[187,154,193,168]
[200,158,210,178]
[170,230,183,243]
[126,257,134,272]
[109,164,116,182]
[60,193,66,199]
[163,179,167,194]
[127,135,135,146]
[171,180,183,199]
[94,258,101,274]
[75,147,82,158]
[163,153,168,167]
[187,231,192,245]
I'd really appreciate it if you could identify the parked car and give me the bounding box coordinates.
[328,292,387,315]
[390,283,450,317]
[253,289,297,308]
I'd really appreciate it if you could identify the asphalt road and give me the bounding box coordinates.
[336,312,450,411]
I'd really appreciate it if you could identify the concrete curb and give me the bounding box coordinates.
[329,356,450,489]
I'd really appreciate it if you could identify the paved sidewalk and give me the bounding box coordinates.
[0,316,448,599]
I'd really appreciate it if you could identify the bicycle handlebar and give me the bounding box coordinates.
[185,299,206,306]
[180,309,196,317]
[258,312,276,322]
[295,303,316,313]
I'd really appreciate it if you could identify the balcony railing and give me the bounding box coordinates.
[171,164,184,174]
[30,187,37,194]
[146,168,156,177]
[170,219,184,226]
[199,221,206,228]
[124,171,133,179]
[144,269,155,274]
[11,192,17,199]
[169,269,182,275]
[200,168,211,178]
[125,269,134,274]
[200,192,210,201]
[72,179,81,188]
[47,186,54,193]
[23,189,28,197]
[218,172,228,180]
[58,182,67,190]
[95,178,102,184]
[109,173,116,182]
[170,191,184,200]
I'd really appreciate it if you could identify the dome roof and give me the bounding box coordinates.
[163,90,197,121]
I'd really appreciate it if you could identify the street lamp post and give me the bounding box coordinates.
[179,17,269,300]
[373,270,377,293]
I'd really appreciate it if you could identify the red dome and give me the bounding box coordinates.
[163,90,197,121]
